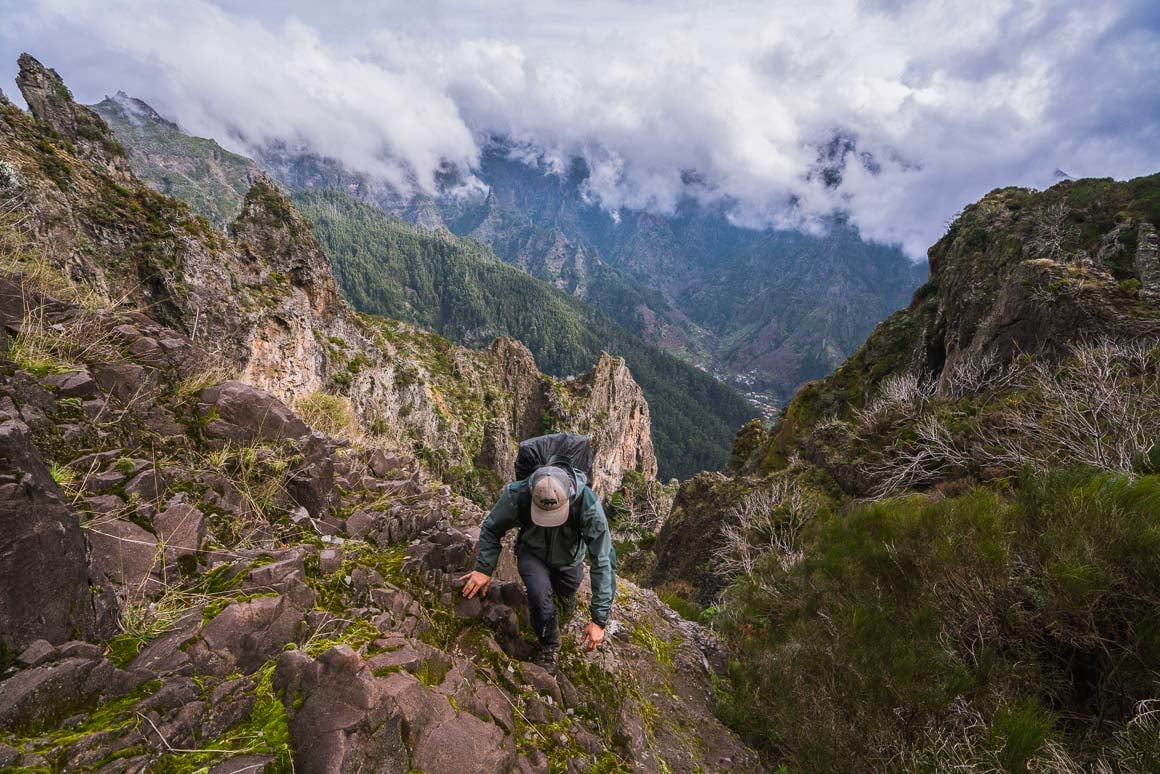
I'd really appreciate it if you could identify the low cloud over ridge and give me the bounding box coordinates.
[2,0,1158,257]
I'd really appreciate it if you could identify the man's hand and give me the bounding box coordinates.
[458,570,491,599]
[580,622,605,651]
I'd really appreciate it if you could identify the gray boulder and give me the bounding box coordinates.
[198,380,308,443]
[154,501,205,566]
[0,419,113,648]
[188,595,306,676]
[274,645,514,773]
[87,518,160,593]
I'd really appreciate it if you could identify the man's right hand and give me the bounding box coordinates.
[458,570,492,599]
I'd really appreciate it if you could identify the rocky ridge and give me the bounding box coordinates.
[91,92,261,227]
[5,54,654,500]
[0,275,750,771]
[651,173,1160,601]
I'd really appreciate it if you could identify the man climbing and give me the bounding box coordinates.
[458,434,616,673]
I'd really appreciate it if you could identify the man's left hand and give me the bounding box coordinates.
[580,622,605,651]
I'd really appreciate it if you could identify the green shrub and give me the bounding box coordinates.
[1118,277,1142,296]
[988,701,1055,772]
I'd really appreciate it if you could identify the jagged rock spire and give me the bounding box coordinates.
[230,173,341,318]
[15,53,131,179]
[16,53,81,137]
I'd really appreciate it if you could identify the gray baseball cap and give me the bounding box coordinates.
[529,466,575,527]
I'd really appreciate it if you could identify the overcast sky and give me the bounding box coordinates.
[1,0,1157,257]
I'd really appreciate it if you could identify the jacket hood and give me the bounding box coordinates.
[572,469,588,496]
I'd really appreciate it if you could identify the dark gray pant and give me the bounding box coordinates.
[517,542,583,650]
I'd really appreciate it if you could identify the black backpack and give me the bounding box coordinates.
[514,433,592,531]
[514,432,593,484]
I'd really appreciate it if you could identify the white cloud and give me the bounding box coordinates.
[1,0,1157,257]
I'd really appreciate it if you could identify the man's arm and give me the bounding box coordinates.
[582,495,616,629]
[473,486,519,576]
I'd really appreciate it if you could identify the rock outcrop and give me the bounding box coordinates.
[760,178,1160,474]
[0,417,113,649]
[1137,221,1159,293]
[14,54,132,181]
[649,472,749,606]
[0,266,752,772]
[569,352,658,494]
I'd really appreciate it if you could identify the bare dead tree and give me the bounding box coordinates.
[1025,202,1082,263]
[943,350,1022,399]
[979,338,1160,474]
[713,480,820,584]
[854,372,935,435]
[859,338,1160,498]
[864,415,972,499]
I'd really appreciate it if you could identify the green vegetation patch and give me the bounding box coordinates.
[715,467,1160,771]
[148,660,292,773]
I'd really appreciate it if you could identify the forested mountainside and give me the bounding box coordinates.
[89,97,758,480]
[0,54,754,772]
[635,174,1160,770]
[294,187,756,481]
[442,187,710,359]
[437,146,927,403]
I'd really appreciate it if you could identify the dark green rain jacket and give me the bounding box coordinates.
[473,470,616,626]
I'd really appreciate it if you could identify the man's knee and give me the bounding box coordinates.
[518,551,554,612]
[524,575,555,614]
[552,562,584,598]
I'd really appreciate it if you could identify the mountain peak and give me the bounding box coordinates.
[16,52,69,106]
[96,90,177,129]
[15,53,130,177]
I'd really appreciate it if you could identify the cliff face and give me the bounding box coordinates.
[570,352,659,493]
[2,54,655,498]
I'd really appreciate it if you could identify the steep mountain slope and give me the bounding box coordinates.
[294,187,757,480]
[0,54,754,772]
[646,174,1160,770]
[3,54,655,500]
[440,186,713,361]
[444,146,927,402]
[759,175,1160,476]
[92,92,259,227]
